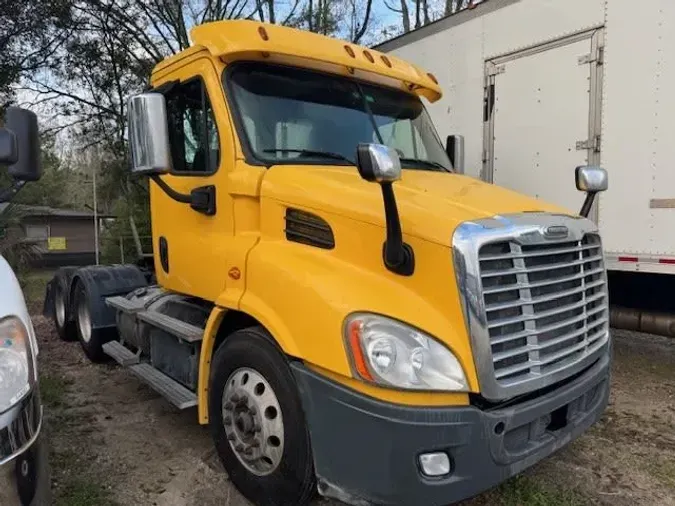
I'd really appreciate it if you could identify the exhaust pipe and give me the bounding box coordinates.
[610,306,675,338]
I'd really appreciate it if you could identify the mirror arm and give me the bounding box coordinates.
[380,182,414,276]
[151,175,191,204]
[0,180,26,204]
[580,192,596,218]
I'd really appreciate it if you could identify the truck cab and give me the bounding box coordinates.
[0,108,51,505]
[48,20,611,506]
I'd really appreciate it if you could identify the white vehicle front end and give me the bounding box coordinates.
[0,256,51,505]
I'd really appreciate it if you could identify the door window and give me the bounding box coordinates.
[165,78,220,174]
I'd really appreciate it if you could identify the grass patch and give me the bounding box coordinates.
[55,479,115,506]
[39,373,70,407]
[647,458,675,490]
[21,269,54,306]
[497,475,587,506]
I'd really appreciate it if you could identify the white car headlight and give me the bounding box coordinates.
[0,316,35,412]
[344,313,468,391]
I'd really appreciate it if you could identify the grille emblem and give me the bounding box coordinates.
[543,225,569,239]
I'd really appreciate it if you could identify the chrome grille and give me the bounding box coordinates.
[479,234,608,385]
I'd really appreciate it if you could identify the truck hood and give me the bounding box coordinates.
[262,166,571,246]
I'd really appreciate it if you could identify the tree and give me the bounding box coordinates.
[384,0,485,36]
[9,0,378,255]
[0,0,72,108]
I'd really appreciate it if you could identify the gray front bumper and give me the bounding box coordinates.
[0,392,51,505]
[292,352,610,506]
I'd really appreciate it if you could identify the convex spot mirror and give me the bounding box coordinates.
[575,166,608,193]
[5,107,41,181]
[128,93,171,175]
[356,143,402,183]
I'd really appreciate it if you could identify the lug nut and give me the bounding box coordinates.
[224,402,234,411]
[230,394,240,403]
[249,407,257,415]
[241,395,249,405]
[235,444,244,452]
[250,440,260,448]
[244,447,253,456]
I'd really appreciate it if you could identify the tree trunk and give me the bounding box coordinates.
[401,0,410,33]
[414,0,421,29]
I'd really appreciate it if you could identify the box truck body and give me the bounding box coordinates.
[378,0,675,274]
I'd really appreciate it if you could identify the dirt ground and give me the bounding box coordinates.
[34,310,675,506]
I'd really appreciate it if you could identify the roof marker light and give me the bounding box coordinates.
[258,26,269,41]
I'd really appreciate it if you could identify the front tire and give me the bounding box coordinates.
[73,281,111,362]
[208,327,315,506]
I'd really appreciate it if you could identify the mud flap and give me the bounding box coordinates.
[70,264,148,332]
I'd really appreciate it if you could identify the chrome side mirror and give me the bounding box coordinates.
[355,143,413,276]
[575,166,608,218]
[576,166,608,193]
[127,93,171,175]
[446,134,465,174]
[355,143,401,183]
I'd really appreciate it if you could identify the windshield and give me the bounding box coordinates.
[226,62,452,172]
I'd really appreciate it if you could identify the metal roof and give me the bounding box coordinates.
[0,204,114,219]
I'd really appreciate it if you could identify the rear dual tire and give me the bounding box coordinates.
[53,270,77,341]
[73,280,111,362]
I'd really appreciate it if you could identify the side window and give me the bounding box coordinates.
[165,78,220,174]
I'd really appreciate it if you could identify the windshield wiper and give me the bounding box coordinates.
[399,157,449,172]
[263,148,355,165]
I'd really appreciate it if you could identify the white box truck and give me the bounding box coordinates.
[378,0,675,278]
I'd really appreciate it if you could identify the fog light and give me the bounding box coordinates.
[419,452,451,477]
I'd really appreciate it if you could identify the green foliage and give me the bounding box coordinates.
[0,0,72,106]
[39,373,71,408]
[100,192,152,264]
[11,146,91,209]
[0,205,43,283]
[497,475,587,506]
[55,480,116,506]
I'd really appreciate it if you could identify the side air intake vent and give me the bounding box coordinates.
[285,208,335,249]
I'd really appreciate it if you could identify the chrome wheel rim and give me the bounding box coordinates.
[222,367,284,476]
[54,284,65,328]
[76,291,92,343]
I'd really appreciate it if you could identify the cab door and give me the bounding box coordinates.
[150,57,235,301]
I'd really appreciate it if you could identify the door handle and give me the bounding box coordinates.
[190,185,216,216]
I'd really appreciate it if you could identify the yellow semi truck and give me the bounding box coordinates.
[45,20,611,506]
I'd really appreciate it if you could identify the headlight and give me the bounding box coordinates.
[344,313,468,391]
[0,317,35,412]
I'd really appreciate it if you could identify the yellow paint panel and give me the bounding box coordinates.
[198,307,226,424]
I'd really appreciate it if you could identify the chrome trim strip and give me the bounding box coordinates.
[453,213,610,400]
[0,391,43,466]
